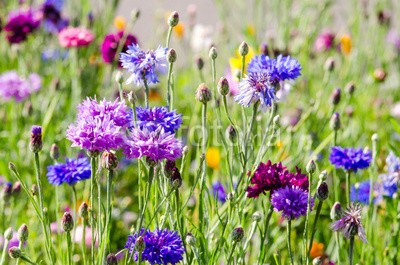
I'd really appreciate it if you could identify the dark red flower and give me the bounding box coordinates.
[4,9,40,44]
[100,31,138,67]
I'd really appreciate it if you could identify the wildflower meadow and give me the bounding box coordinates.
[1,0,400,264]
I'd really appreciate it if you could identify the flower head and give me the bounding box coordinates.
[212,181,227,203]
[47,157,91,186]
[206,147,221,169]
[314,31,335,52]
[101,31,138,66]
[329,146,372,172]
[331,203,367,243]
[120,44,168,86]
[136,106,182,133]
[350,180,382,205]
[123,127,183,163]
[271,186,312,220]
[125,229,184,265]
[4,9,40,44]
[378,152,400,197]
[66,98,130,154]
[40,0,68,33]
[0,71,41,102]
[58,27,94,48]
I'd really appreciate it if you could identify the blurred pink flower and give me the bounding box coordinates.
[74,225,98,247]
[58,27,94,48]
[225,68,239,96]
[314,31,335,52]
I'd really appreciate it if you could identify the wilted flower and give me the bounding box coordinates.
[4,9,40,44]
[136,106,182,133]
[46,157,91,186]
[101,31,138,66]
[58,27,94,48]
[350,180,382,205]
[0,71,41,102]
[331,203,367,243]
[329,146,372,172]
[40,0,68,33]
[271,186,312,220]
[125,229,184,265]
[120,44,168,86]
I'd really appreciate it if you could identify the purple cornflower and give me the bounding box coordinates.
[125,229,184,265]
[123,127,183,163]
[350,180,382,205]
[46,157,91,186]
[387,29,400,51]
[101,31,138,66]
[329,146,372,172]
[331,203,367,243]
[0,71,41,102]
[246,160,309,198]
[271,186,312,220]
[136,106,182,133]
[212,181,227,203]
[120,44,168,86]
[4,9,40,44]
[66,98,130,155]
[40,0,68,33]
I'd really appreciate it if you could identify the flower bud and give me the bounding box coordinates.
[312,257,322,265]
[79,202,89,219]
[373,68,386,82]
[226,192,235,202]
[31,184,38,196]
[345,82,355,95]
[106,253,118,265]
[2,183,12,203]
[8,247,21,259]
[252,212,262,222]
[30,125,42,153]
[135,236,146,252]
[50,143,60,161]
[101,151,118,170]
[17,224,28,243]
[12,182,21,195]
[167,48,177,63]
[218,77,229,96]
[186,233,196,246]
[183,146,189,155]
[209,46,218,60]
[318,170,327,181]
[330,112,341,131]
[239,41,249,56]
[62,212,74,232]
[115,71,124,84]
[4,227,13,240]
[260,43,269,56]
[331,88,341,105]
[330,201,342,220]
[168,11,179,27]
[127,91,137,105]
[195,83,212,103]
[8,162,16,172]
[316,182,329,201]
[164,160,176,177]
[273,115,280,127]
[170,168,182,189]
[131,9,140,22]
[324,57,335,72]
[231,227,244,242]
[372,133,378,142]
[306,160,316,174]
[227,125,237,143]
[195,57,204,70]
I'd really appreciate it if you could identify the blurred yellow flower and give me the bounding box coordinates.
[149,90,162,101]
[173,23,185,39]
[309,241,324,258]
[276,140,283,149]
[114,16,126,31]
[340,34,352,55]
[229,46,255,75]
[245,24,255,36]
[206,147,221,169]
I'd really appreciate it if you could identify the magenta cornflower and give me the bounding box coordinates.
[271,186,312,220]
[0,71,41,102]
[4,9,40,44]
[314,31,335,52]
[58,27,94,48]
[101,31,138,66]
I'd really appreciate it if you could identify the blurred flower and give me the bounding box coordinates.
[149,89,162,101]
[190,24,213,52]
[125,229,184,265]
[123,127,183,163]
[314,31,335,52]
[387,29,400,51]
[74,225,98,247]
[113,16,126,30]
[373,68,386,82]
[212,181,227,203]
[329,146,372,172]
[206,147,221,169]
[41,48,68,61]
[173,23,185,38]
[390,102,400,118]
[0,232,25,250]
[340,34,352,55]
[58,27,94,48]
[271,185,312,220]
[229,46,255,74]
[101,31,138,66]
[309,241,324,258]
[224,68,239,96]
[46,157,91,186]
[120,44,168,86]
[331,203,367,243]
[379,152,400,197]
[4,9,40,44]
[0,71,41,102]
[40,0,68,33]
[246,160,308,198]
[66,98,131,154]
[136,106,182,133]
[350,180,382,205]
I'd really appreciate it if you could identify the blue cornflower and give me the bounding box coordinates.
[125,229,184,265]
[46,157,91,185]
[120,44,168,86]
[270,185,312,220]
[378,152,400,197]
[386,151,400,174]
[350,180,382,205]
[212,181,227,203]
[136,106,182,133]
[41,0,68,33]
[329,146,372,172]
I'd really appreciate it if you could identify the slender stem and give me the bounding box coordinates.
[167,62,174,110]
[137,166,154,231]
[166,27,173,47]
[260,205,274,263]
[118,82,124,101]
[81,219,87,265]
[222,96,236,127]
[90,156,96,265]
[138,252,142,265]
[349,236,355,265]
[102,169,114,262]
[97,171,102,248]
[143,77,150,108]
[71,186,77,243]
[308,200,323,256]
[199,103,208,231]
[346,171,351,204]
[287,220,294,265]
[66,232,72,265]
[240,55,246,80]
[15,241,23,265]
[211,57,217,104]
[335,232,341,264]
[303,171,313,263]
[227,242,238,265]
[0,239,9,265]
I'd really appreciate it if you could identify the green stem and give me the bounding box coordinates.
[287,220,294,265]
[166,27,173,47]
[260,205,274,263]
[118,82,124,101]
[143,77,150,108]
[90,156,96,265]
[97,171,102,249]
[227,242,238,265]
[15,241,23,265]
[0,239,9,265]
[303,171,313,263]
[199,103,208,231]
[137,166,154,231]
[240,54,246,80]
[67,232,72,265]
[335,232,341,264]
[102,169,114,263]
[349,236,355,265]
[167,62,174,110]
[308,200,323,256]
[81,219,87,265]
[346,171,351,204]
[211,57,217,104]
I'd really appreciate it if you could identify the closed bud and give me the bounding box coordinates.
[330,112,341,131]
[218,77,229,96]
[167,48,177,63]
[231,227,244,242]
[316,182,329,201]
[331,88,341,105]
[345,82,355,95]
[209,46,218,60]
[168,11,179,27]
[227,125,237,142]
[324,57,335,72]
[135,236,146,252]
[2,183,12,203]
[312,257,322,265]
[101,151,118,170]
[30,125,42,153]
[195,83,212,103]
[79,202,89,219]
[127,91,137,105]
[8,162,16,172]
[373,68,386,82]
[195,57,204,70]
[372,133,378,142]
[12,182,21,195]
[106,253,118,265]
[17,224,28,243]
[239,41,249,56]
[330,202,342,220]
[170,168,182,189]
[186,233,196,246]
[164,160,176,177]
[115,71,124,84]
[131,9,140,22]
[4,227,13,240]
[273,115,280,127]
[50,144,60,161]
[227,192,235,202]
[260,43,269,56]
[252,212,262,222]
[62,212,74,232]
[31,184,38,196]
[306,160,316,174]
[8,247,21,259]
[183,146,189,155]
[318,170,327,181]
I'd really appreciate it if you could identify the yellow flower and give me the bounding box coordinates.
[309,241,324,258]
[245,24,255,36]
[173,23,185,39]
[114,16,126,31]
[340,34,352,55]
[206,147,221,169]
[229,46,255,75]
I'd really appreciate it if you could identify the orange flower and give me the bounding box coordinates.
[206,147,221,169]
[114,16,126,31]
[340,34,352,55]
[173,23,185,39]
[149,90,162,101]
[309,241,324,258]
